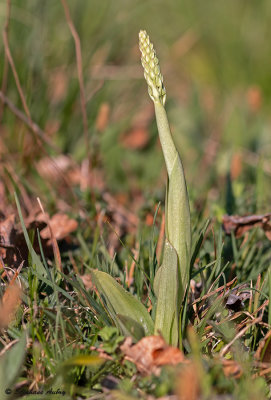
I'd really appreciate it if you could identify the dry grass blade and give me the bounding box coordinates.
[61,0,90,162]
[0,0,11,123]
[1,0,57,150]
[191,277,237,305]
[2,0,35,135]
[255,329,271,362]
[0,91,58,150]
[220,314,263,357]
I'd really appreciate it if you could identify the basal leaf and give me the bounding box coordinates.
[165,153,191,304]
[154,239,179,346]
[91,271,154,336]
[117,314,145,341]
[0,330,27,397]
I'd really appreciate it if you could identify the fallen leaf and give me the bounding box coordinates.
[120,336,185,375]
[120,127,149,150]
[145,213,154,226]
[176,362,200,400]
[0,214,17,261]
[40,213,78,241]
[48,67,68,103]
[0,209,78,268]
[0,181,7,211]
[80,274,94,290]
[36,155,76,184]
[222,359,242,378]
[153,346,185,366]
[44,119,60,136]
[230,152,243,180]
[222,213,271,240]
[0,214,16,244]
[95,102,110,132]
[246,85,262,113]
[0,283,22,328]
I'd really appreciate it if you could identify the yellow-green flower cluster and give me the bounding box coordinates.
[139,30,166,106]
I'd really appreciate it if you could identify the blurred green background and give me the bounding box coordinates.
[1,0,271,217]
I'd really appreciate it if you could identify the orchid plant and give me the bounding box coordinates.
[91,31,191,347]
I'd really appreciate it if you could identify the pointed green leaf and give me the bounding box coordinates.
[0,330,27,396]
[117,314,145,341]
[91,270,153,336]
[154,239,179,346]
[153,264,162,297]
[165,150,191,303]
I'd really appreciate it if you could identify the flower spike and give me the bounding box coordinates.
[139,30,166,106]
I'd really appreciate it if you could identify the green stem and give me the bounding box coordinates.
[154,102,177,176]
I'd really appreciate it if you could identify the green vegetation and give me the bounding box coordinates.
[139,30,191,346]
[0,1,271,399]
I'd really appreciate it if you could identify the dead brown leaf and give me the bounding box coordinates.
[95,102,110,132]
[246,86,262,113]
[153,345,185,366]
[120,127,149,150]
[222,359,243,379]
[145,213,154,226]
[0,282,22,328]
[0,209,78,268]
[0,214,19,263]
[0,181,7,210]
[176,362,200,400]
[120,336,185,375]
[48,68,68,103]
[222,213,271,240]
[230,152,243,180]
[0,214,16,243]
[80,274,94,290]
[44,119,60,136]
[40,213,78,241]
[36,155,76,184]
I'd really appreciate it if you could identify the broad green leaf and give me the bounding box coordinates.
[91,270,154,336]
[154,102,191,305]
[117,314,145,340]
[154,239,179,346]
[0,330,27,397]
[153,264,162,297]
[164,140,191,304]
